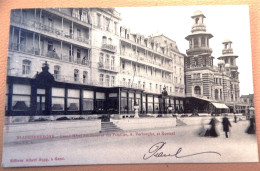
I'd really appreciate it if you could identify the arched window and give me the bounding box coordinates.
[54,65,61,80]
[194,86,201,95]
[74,69,79,82]
[102,36,107,44]
[215,89,219,100]
[22,60,31,75]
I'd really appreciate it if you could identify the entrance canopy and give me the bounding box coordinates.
[211,102,229,109]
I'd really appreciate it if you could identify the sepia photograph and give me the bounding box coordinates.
[1,5,258,167]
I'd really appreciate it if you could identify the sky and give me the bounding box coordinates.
[115,5,253,95]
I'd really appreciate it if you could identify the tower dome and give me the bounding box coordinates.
[218,60,225,65]
[225,63,230,68]
[193,10,203,16]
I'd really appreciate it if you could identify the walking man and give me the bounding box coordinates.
[222,115,232,138]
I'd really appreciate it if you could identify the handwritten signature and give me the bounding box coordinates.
[143,142,221,160]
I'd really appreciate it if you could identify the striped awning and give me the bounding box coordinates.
[211,102,229,109]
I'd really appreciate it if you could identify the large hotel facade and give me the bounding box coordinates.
[5,8,250,118]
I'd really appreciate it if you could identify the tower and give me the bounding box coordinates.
[184,10,214,98]
[218,39,240,102]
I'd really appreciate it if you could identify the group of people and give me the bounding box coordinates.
[199,114,256,138]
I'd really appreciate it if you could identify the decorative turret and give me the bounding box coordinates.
[218,39,238,70]
[218,60,225,72]
[185,10,214,69]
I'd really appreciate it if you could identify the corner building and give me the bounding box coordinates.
[184,10,243,114]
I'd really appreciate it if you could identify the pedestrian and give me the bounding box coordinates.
[246,115,256,134]
[234,113,237,123]
[205,115,219,137]
[222,115,232,138]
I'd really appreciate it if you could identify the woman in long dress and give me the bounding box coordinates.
[246,116,256,134]
[205,117,219,137]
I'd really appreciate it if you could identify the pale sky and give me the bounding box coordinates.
[115,5,253,95]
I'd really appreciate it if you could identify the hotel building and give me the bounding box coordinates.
[5,8,185,118]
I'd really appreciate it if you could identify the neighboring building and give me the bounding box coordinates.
[184,10,245,114]
[5,8,185,118]
[241,94,254,107]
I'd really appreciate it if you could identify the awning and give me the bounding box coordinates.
[211,102,229,109]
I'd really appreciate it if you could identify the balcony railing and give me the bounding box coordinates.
[222,48,233,55]
[10,16,91,46]
[120,52,173,72]
[101,44,117,53]
[8,43,91,67]
[98,62,118,72]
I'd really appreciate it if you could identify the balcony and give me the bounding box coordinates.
[98,62,118,73]
[10,16,91,48]
[8,43,91,68]
[119,81,144,90]
[120,52,173,73]
[101,44,117,53]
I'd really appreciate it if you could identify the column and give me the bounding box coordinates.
[33,32,35,54]
[18,28,21,51]
[60,41,63,60]
[64,88,68,115]
[191,38,194,48]
[39,34,41,56]
[12,27,14,49]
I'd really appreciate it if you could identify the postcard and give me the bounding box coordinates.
[1,5,258,168]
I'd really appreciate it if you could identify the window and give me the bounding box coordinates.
[111,76,115,87]
[77,49,81,63]
[99,53,104,64]
[77,28,81,38]
[83,71,88,84]
[105,75,110,86]
[22,60,31,75]
[194,86,201,95]
[201,37,205,47]
[230,58,234,65]
[108,38,112,45]
[105,55,110,69]
[122,61,125,70]
[194,38,198,48]
[215,89,219,100]
[195,17,199,24]
[99,74,104,85]
[114,22,117,34]
[111,56,115,70]
[54,65,60,80]
[74,69,79,82]
[102,36,107,44]
[48,41,53,51]
[67,89,80,111]
[194,57,199,66]
[97,14,101,27]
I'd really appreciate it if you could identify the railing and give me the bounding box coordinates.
[9,43,91,67]
[10,16,91,46]
[98,62,118,72]
[222,48,233,55]
[120,51,173,72]
[101,44,117,53]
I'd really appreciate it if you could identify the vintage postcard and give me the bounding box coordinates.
[1,5,258,167]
